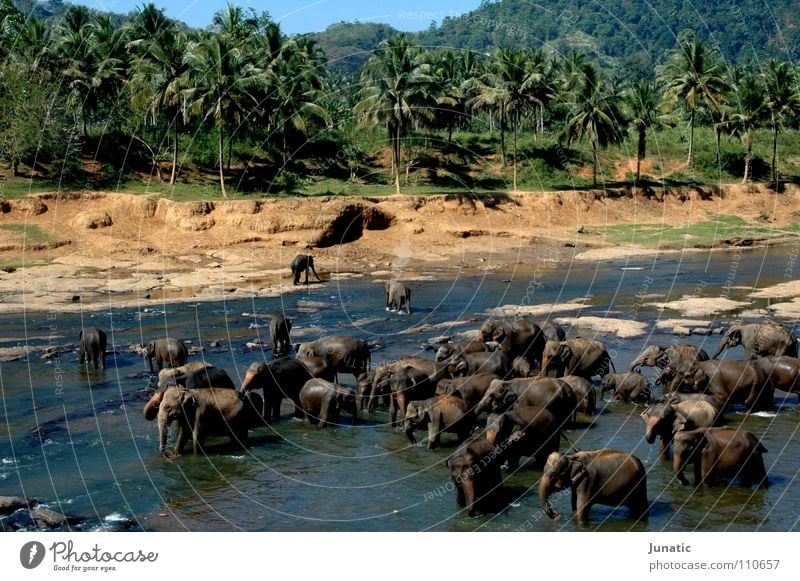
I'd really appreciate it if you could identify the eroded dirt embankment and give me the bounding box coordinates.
[0,183,797,313]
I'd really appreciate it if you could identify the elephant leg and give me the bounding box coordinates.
[454,481,466,508]
[574,495,591,524]
[175,425,190,456]
[319,399,331,428]
[79,346,86,366]
[506,453,520,471]
[303,410,312,425]
[387,396,396,429]
[427,415,442,450]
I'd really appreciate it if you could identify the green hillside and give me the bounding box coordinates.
[310,22,400,74]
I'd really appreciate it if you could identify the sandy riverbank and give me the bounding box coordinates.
[0,184,798,314]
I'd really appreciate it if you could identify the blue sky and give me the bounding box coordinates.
[73,0,483,34]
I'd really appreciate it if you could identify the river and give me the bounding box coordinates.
[1,245,798,532]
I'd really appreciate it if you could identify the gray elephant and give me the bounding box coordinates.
[79,326,107,370]
[641,399,722,459]
[682,360,773,412]
[475,377,578,426]
[297,354,338,383]
[435,340,490,363]
[540,450,649,524]
[477,318,545,368]
[144,362,225,421]
[446,437,504,516]
[268,313,292,357]
[673,427,768,487]
[367,356,448,411]
[600,372,651,404]
[713,322,797,359]
[559,375,596,415]
[387,365,439,426]
[403,395,473,449]
[291,254,321,286]
[485,405,560,470]
[239,357,314,421]
[629,344,710,372]
[385,280,411,314]
[157,386,263,456]
[540,338,616,380]
[299,378,358,427]
[538,320,566,342]
[751,355,800,403]
[446,350,512,378]
[145,337,188,374]
[298,334,370,381]
[435,373,498,411]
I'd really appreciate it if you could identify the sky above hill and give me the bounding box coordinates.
[72,0,482,34]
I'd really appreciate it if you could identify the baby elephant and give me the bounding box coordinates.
[446,437,504,516]
[157,386,263,456]
[540,450,649,524]
[403,395,473,449]
[299,378,358,427]
[601,372,651,404]
[485,405,560,470]
[385,280,411,314]
[673,427,768,487]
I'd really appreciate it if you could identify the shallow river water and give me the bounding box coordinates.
[2,245,799,532]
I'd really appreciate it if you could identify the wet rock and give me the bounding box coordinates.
[188,346,204,354]
[426,335,452,346]
[0,496,36,515]
[712,328,723,335]
[672,325,692,336]
[209,341,221,348]
[0,346,34,361]
[246,340,265,349]
[30,506,82,528]
[41,346,59,359]
[692,327,710,336]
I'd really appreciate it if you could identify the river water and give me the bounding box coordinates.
[1,245,799,532]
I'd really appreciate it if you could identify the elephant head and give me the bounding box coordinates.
[474,380,517,415]
[446,354,469,377]
[629,345,667,371]
[512,356,532,378]
[239,361,268,394]
[478,320,504,344]
[435,344,454,362]
[541,342,571,376]
[641,403,673,444]
[713,325,743,359]
[600,375,615,398]
[539,452,584,520]
[672,430,705,485]
[680,364,709,393]
[157,387,196,456]
[403,401,428,444]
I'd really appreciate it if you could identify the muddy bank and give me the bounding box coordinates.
[0,185,798,313]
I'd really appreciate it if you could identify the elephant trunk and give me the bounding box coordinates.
[539,474,559,520]
[239,371,257,395]
[404,425,417,445]
[673,451,689,485]
[158,413,170,456]
[644,417,658,444]
[711,339,727,360]
[463,478,478,516]
[143,391,164,422]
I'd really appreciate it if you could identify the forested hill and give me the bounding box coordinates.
[417,0,798,69]
[311,22,400,74]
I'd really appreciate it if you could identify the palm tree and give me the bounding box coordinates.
[725,71,766,183]
[762,60,800,187]
[661,34,728,166]
[183,32,263,198]
[356,34,436,195]
[130,14,188,184]
[561,62,625,187]
[623,79,668,184]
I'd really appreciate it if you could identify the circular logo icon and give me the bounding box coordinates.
[20,541,46,569]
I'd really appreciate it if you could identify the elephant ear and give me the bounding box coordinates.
[557,343,572,362]
[502,391,518,408]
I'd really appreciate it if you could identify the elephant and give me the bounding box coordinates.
[385,280,411,314]
[157,386,263,456]
[239,357,314,421]
[641,399,722,459]
[672,427,768,487]
[600,372,651,404]
[540,338,616,380]
[511,356,533,378]
[485,405,560,470]
[682,360,774,412]
[386,365,439,426]
[446,350,512,379]
[713,322,797,359]
[435,373,498,411]
[540,450,649,524]
[475,377,578,426]
[297,355,338,383]
[446,437,504,516]
[357,371,378,411]
[367,357,448,411]
[145,338,188,375]
[629,344,710,372]
[299,378,358,427]
[268,313,292,357]
[538,320,566,342]
[435,340,491,363]
[298,334,370,381]
[78,326,107,370]
[156,361,216,391]
[144,362,227,421]
[751,356,800,403]
[403,395,473,449]
[291,254,321,286]
[477,318,545,368]
[559,375,596,415]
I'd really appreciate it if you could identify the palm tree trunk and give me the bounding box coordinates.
[687,109,695,166]
[218,123,228,199]
[637,128,646,185]
[742,141,752,184]
[499,105,506,166]
[170,119,179,185]
[592,139,598,187]
[393,124,401,195]
[512,110,518,192]
[771,121,779,188]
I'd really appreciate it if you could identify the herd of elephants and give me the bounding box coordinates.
[74,273,800,524]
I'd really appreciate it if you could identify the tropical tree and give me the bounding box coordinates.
[561,62,625,186]
[183,32,263,197]
[660,34,728,166]
[725,71,766,183]
[130,9,189,184]
[356,34,437,194]
[762,60,800,186]
[623,79,669,184]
